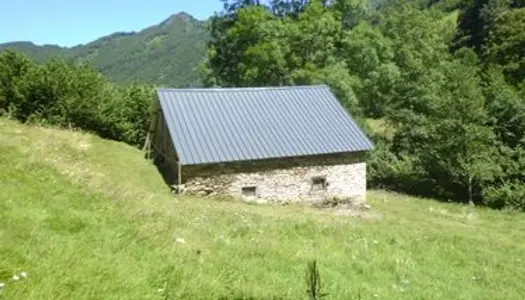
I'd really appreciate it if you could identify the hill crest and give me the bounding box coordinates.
[0,12,208,87]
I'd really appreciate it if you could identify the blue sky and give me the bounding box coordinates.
[0,0,225,47]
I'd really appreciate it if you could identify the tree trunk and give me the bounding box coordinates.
[468,175,474,206]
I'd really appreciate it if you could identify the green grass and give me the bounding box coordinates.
[365,118,395,140]
[1,118,525,299]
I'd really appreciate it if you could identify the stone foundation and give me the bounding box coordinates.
[181,152,368,205]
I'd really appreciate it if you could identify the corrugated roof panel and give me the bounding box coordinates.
[156,85,374,165]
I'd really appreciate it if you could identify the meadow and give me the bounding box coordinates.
[1,118,524,299]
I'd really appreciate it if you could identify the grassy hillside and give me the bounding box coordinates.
[0,13,208,88]
[1,118,524,299]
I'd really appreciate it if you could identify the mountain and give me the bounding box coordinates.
[0,12,209,87]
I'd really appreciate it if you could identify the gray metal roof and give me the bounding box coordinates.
[157,85,374,165]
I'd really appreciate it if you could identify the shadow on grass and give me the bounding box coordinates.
[152,154,177,187]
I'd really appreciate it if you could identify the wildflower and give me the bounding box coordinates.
[0,282,5,288]
[12,275,20,281]
[176,238,186,244]
[158,288,164,293]
[373,240,379,244]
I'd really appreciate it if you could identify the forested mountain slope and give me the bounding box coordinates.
[0,12,208,87]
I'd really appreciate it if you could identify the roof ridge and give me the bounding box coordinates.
[157,85,329,93]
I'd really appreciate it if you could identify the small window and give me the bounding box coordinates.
[242,186,257,196]
[311,176,327,191]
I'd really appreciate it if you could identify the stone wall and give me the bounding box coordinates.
[182,152,368,205]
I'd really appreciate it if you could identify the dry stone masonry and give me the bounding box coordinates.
[182,152,367,205]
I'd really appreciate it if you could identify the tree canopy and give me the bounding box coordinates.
[202,0,525,210]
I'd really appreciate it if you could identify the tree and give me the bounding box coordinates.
[453,0,524,55]
[388,56,500,203]
[270,0,310,18]
[24,58,112,130]
[203,5,279,87]
[482,66,525,148]
[341,22,400,117]
[105,84,156,146]
[0,51,35,118]
[377,5,455,118]
[332,0,372,29]
[485,8,525,84]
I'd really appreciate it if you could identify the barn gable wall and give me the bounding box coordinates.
[151,110,180,184]
[182,152,367,204]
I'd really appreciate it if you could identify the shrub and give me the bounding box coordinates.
[482,181,525,211]
[367,140,430,196]
[0,50,156,149]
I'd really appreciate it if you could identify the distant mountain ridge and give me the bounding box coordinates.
[0,12,209,87]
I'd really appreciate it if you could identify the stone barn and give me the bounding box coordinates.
[150,85,374,205]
